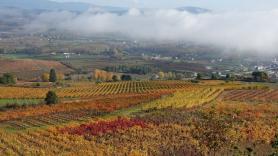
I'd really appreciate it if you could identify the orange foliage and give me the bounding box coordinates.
[0,92,169,121]
[94,69,113,81]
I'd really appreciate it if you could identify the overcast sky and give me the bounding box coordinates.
[51,0,278,11]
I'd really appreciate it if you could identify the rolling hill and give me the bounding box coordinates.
[0,58,73,80]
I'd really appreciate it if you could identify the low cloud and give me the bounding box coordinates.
[25,8,278,54]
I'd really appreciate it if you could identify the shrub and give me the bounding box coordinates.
[5,103,18,109]
[121,75,132,81]
[112,75,121,82]
[272,135,278,148]
[0,73,16,85]
[191,80,200,83]
[32,82,41,87]
[45,91,59,105]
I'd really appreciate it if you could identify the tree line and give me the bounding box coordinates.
[195,71,270,82]
[94,69,132,82]
[104,65,154,75]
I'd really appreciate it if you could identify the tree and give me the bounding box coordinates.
[167,72,174,80]
[57,73,65,81]
[0,73,16,84]
[226,74,231,80]
[105,72,113,82]
[121,75,132,81]
[176,73,184,80]
[112,75,120,82]
[158,72,165,80]
[93,69,113,82]
[45,91,59,105]
[41,73,50,82]
[226,74,235,81]
[252,71,269,82]
[49,69,57,82]
[211,73,218,80]
[94,69,101,80]
[196,73,202,80]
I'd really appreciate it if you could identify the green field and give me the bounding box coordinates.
[0,99,43,109]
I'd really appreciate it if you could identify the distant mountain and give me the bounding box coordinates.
[177,7,211,14]
[0,0,210,14]
[0,0,90,12]
[0,0,129,13]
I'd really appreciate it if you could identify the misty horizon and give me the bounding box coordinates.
[22,7,278,55]
[1,0,278,55]
[50,0,278,11]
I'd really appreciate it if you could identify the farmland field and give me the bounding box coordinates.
[0,58,73,80]
[221,89,278,102]
[0,81,194,99]
[0,80,277,156]
[0,99,42,110]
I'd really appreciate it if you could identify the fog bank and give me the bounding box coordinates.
[25,8,278,54]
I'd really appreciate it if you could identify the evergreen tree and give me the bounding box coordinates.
[45,91,59,105]
[121,75,132,81]
[196,73,202,80]
[226,74,231,80]
[211,73,218,80]
[49,69,57,82]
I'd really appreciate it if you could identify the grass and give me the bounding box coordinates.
[0,99,43,109]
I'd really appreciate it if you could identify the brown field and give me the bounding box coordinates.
[154,60,209,72]
[0,58,73,80]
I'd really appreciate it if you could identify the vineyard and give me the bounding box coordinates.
[0,80,277,155]
[222,89,278,102]
[0,81,194,99]
[0,93,168,129]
